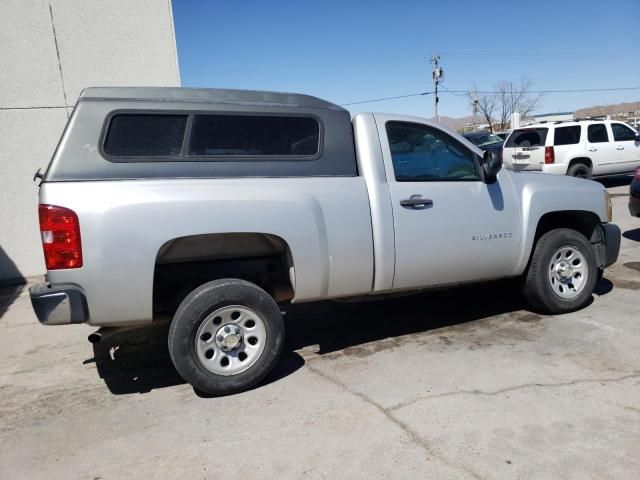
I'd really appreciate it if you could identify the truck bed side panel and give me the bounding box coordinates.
[40,177,374,325]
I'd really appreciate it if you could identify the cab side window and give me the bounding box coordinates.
[587,124,608,143]
[554,126,581,146]
[386,122,480,182]
[611,123,637,142]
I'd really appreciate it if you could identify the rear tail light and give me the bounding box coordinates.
[544,146,555,164]
[38,204,83,269]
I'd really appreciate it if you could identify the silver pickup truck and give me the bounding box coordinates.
[31,87,620,395]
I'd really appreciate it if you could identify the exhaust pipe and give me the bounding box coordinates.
[88,326,138,344]
[88,329,106,344]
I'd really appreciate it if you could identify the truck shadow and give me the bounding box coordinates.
[87,321,305,395]
[87,322,182,394]
[596,175,632,188]
[0,246,26,320]
[622,228,640,242]
[89,278,612,396]
[285,280,528,355]
[0,283,26,320]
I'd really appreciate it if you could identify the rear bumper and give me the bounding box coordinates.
[601,223,621,268]
[29,283,88,325]
[505,161,540,172]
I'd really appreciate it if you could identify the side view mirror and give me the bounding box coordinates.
[482,149,502,184]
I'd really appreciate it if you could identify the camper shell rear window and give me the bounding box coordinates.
[103,114,188,157]
[189,114,319,157]
[102,111,322,161]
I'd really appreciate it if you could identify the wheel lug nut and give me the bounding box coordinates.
[217,335,224,342]
[224,326,230,333]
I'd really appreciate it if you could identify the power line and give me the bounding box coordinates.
[340,86,640,106]
[457,86,640,94]
[340,91,431,106]
[441,85,468,97]
[438,51,619,57]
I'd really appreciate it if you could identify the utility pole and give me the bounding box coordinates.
[471,93,478,130]
[431,54,443,123]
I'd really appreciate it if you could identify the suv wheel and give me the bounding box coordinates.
[522,228,598,314]
[567,162,592,179]
[168,279,284,396]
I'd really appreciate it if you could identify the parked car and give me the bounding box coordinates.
[463,131,504,151]
[30,87,620,395]
[502,119,640,178]
[630,167,640,217]
[495,131,510,141]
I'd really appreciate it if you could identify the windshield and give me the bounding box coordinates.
[465,132,503,147]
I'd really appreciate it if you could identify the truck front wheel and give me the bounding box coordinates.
[168,279,284,396]
[522,228,598,314]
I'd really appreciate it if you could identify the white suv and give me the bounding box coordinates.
[503,119,640,178]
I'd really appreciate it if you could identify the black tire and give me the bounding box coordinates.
[522,228,598,314]
[168,279,284,396]
[567,162,592,179]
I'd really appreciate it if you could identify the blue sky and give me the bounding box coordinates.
[173,0,640,119]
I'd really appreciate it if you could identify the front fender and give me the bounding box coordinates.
[510,173,608,274]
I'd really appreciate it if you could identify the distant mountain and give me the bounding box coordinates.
[575,101,640,118]
[427,115,475,131]
[432,101,640,131]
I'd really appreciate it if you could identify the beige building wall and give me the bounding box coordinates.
[0,0,180,283]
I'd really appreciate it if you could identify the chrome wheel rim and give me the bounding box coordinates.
[194,305,267,376]
[548,245,588,299]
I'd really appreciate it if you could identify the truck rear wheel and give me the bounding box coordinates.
[522,228,598,314]
[168,279,284,396]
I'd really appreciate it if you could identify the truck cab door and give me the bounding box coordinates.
[610,122,640,173]
[374,114,521,291]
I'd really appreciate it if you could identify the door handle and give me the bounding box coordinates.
[400,195,433,210]
[587,147,597,152]
[616,146,624,150]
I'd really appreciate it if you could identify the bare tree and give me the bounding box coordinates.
[496,79,542,130]
[470,79,542,132]
[468,85,497,132]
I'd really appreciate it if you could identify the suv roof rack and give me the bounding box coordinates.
[573,116,607,122]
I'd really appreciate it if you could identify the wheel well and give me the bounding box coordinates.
[534,211,600,243]
[568,157,592,170]
[153,233,295,316]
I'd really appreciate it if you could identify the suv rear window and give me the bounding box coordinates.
[104,114,187,156]
[505,128,548,148]
[554,126,581,146]
[188,114,320,157]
